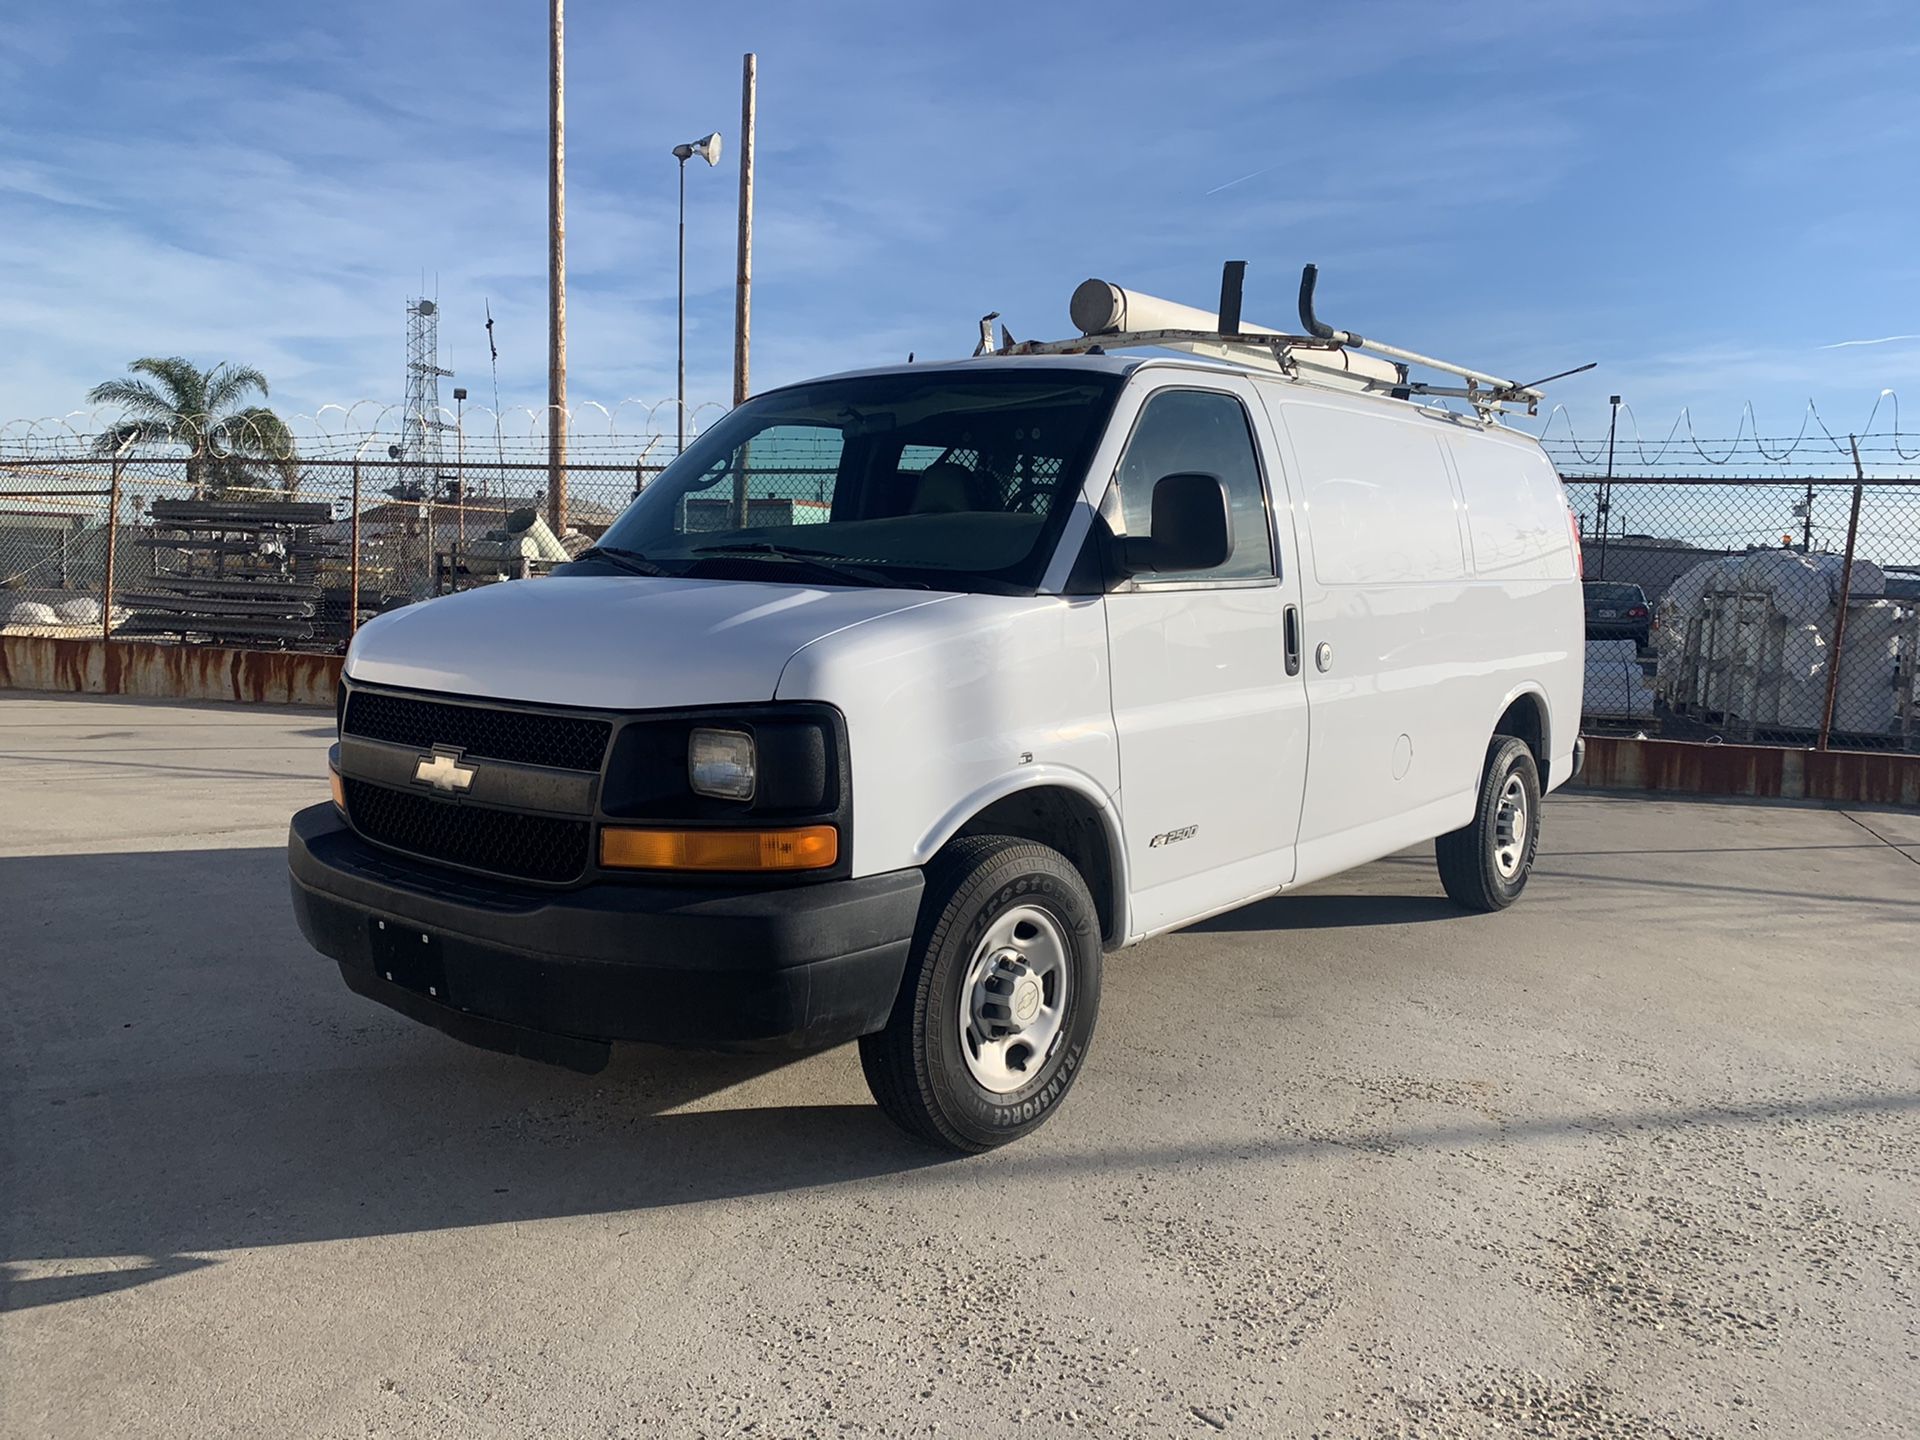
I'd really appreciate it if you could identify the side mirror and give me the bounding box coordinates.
[1121,472,1232,575]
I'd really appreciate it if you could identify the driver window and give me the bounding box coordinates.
[1111,389,1274,581]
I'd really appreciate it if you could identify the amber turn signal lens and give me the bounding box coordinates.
[599,825,839,872]
[329,768,347,812]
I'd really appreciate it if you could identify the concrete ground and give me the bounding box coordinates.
[3,693,1917,1440]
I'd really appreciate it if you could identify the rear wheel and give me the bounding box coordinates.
[1435,735,1541,912]
[859,835,1102,1153]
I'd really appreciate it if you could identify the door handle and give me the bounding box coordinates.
[1283,604,1301,677]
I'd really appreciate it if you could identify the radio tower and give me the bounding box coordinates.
[403,297,454,485]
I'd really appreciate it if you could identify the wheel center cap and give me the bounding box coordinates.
[1010,977,1042,1026]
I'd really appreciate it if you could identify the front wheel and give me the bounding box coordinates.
[859,835,1102,1153]
[1435,735,1542,912]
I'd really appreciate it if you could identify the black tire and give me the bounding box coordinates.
[1435,735,1542,913]
[859,834,1102,1154]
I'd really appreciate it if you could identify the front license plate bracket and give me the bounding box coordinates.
[369,918,450,1002]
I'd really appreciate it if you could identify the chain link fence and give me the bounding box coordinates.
[0,449,668,652]
[1562,476,1920,751]
[6,413,1920,754]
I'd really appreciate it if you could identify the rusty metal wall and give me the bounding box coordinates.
[1575,736,1920,807]
[0,634,339,706]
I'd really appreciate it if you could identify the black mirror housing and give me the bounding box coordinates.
[1121,472,1232,575]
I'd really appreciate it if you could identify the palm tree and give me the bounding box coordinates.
[88,357,300,497]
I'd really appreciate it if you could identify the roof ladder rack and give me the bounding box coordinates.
[1294,263,1546,413]
[993,261,1589,417]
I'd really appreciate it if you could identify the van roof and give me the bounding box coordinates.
[777,353,1552,454]
[796,353,1149,385]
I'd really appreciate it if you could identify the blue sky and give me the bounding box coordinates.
[2,0,1917,458]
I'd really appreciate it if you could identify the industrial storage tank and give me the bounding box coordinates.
[1655,550,1914,739]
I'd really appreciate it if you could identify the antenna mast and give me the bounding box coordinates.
[403,296,454,481]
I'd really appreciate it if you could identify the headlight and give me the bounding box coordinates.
[688,727,756,800]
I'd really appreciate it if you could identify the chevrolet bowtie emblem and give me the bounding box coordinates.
[414,746,477,795]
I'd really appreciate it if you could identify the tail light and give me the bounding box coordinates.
[1566,506,1584,579]
[1627,605,1648,618]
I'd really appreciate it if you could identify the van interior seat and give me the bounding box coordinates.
[908,460,987,515]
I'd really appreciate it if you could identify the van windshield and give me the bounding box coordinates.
[577,369,1123,594]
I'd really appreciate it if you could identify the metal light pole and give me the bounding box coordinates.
[1597,394,1620,581]
[672,132,723,457]
[350,431,387,637]
[453,386,468,591]
[101,431,138,642]
[547,0,568,536]
[677,154,686,456]
[1817,437,1867,750]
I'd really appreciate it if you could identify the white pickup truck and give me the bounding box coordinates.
[290,273,1584,1152]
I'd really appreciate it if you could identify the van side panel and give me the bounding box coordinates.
[1260,385,1581,876]
[1451,436,1584,789]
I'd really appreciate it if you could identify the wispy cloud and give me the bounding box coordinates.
[1203,167,1270,197]
[1819,335,1920,350]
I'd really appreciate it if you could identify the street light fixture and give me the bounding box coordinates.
[672,132,723,457]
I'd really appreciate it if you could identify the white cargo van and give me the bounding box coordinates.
[289,267,1585,1152]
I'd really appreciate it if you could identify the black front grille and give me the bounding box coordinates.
[343,778,591,884]
[345,690,611,773]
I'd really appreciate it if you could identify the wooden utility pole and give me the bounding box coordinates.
[546,0,569,534]
[728,53,757,528]
[734,53,757,408]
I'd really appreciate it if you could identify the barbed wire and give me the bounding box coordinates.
[1532,392,1920,473]
[0,399,726,466]
[12,392,1920,481]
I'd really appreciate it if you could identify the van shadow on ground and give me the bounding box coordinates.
[1186,892,1465,932]
[2,845,946,1311]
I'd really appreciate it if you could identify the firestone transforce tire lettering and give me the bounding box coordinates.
[859,834,1103,1153]
[1435,735,1542,913]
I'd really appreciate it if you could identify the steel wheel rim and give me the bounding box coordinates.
[1493,773,1529,879]
[958,903,1071,1094]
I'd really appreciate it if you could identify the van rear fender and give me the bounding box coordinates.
[917,769,1129,949]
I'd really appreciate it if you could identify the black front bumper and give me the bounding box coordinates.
[287,803,922,1070]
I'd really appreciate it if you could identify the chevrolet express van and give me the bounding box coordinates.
[290,286,1584,1153]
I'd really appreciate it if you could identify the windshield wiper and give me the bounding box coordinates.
[571,545,672,577]
[689,541,926,589]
